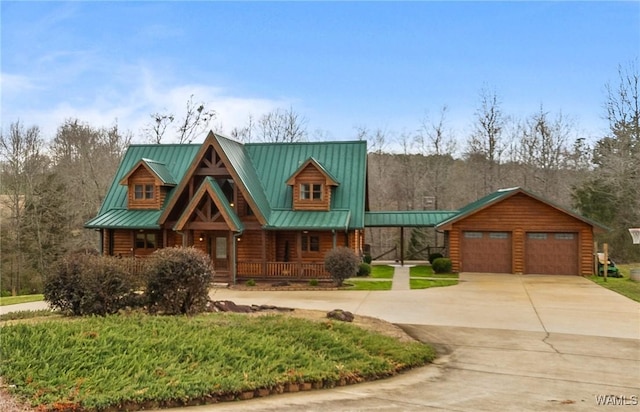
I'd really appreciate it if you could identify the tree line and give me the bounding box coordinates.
[2,62,638,295]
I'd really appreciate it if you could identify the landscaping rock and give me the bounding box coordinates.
[327,309,354,322]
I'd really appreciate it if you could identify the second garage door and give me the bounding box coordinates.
[461,231,512,273]
[525,232,579,275]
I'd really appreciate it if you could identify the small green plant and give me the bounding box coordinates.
[324,247,359,286]
[357,262,372,277]
[428,253,444,264]
[363,254,372,264]
[309,279,319,287]
[431,257,452,274]
[246,279,256,287]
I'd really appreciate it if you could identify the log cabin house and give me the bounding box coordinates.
[86,133,606,281]
[86,132,367,283]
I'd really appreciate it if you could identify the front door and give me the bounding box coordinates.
[209,231,230,275]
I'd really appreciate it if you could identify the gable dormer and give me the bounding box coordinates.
[119,158,176,210]
[286,157,339,211]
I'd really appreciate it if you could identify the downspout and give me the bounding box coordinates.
[332,230,336,249]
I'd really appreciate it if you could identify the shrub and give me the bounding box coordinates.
[432,257,452,274]
[44,253,141,316]
[324,247,359,286]
[358,262,372,277]
[363,254,372,264]
[309,279,319,287]
[428,253,444,264]
[145,247,214,315]
[246,279,256,287]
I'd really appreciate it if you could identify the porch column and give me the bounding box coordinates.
[400,226,404,266]
[262,231,267,276]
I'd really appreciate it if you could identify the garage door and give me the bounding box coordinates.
[525,232,579,275]
[461,231,512,273]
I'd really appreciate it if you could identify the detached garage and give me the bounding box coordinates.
[437,187,606,276]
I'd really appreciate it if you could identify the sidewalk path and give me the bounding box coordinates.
[390,265,411,291]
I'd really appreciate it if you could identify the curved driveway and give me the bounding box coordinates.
[4,273,639,411]
[202,273,639,411]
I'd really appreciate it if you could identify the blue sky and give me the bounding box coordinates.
[1,1,638,148]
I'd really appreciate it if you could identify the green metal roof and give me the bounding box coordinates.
[245,140,367,229]
[86,135,367,231]
[86,144,201,228]
[85,209,163,229]
[141,158,177,186]
[286,157,340,186]
[365,211,459,227]
[266,210,351,231]
[215,135,272,221]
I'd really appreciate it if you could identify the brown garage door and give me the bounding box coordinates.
[525,232,579,275]
[461,231,512,273]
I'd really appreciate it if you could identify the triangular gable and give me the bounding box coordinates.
[119,158,177,186]
[286,157,340,186]
[159,131,269,226]
[436,187,608,231]
[174,177,244,232]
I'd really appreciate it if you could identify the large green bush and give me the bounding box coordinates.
[324,247,359,286]
[431,257,452,274]
[145,247,214,315]
[44,252,141,316]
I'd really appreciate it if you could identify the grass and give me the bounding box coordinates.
[0,294,44,306]
[409,266,459,279]
[410,279,458,290]
[343,280,392,290]
[0,310,59,322]
[370,265,394,279]
[587,263,640,303]
[0,312,435,411]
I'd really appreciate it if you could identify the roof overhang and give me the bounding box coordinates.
[365,211,458,227]
[265,209,351,231]
[84,209,162,230]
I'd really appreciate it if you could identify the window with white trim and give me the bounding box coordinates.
[300,183,323,200]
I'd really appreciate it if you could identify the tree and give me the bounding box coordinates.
[144,95,216,143]
[572,61,640,262]
[465,87,507,194]
[0,121,46,294]
[232,107,307,143]
[50,119,130,249]
[514,106,574,200]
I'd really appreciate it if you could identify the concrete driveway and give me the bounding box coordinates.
[198,273,640,411]
[4,274,639,411]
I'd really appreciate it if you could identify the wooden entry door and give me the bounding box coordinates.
[209,231,230,274]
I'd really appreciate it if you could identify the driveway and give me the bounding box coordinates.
[4,274,639,411]
[201,273,640,411]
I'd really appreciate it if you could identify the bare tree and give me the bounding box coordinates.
[50,119,131,248]
[0,121,46,294]
[466,87,507,194]
[143,95,216,143]
[515,106,573,199]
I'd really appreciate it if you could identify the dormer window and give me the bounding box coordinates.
[134,184,155,200]
[300,183,323,200]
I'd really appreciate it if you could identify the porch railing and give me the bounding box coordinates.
[237,261,330,279]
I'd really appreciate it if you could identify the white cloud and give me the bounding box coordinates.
[2,65,294,143]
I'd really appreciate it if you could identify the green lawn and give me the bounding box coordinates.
[409,266,459,279]
[344,280,392,290]
[0,294,44,306]
[587,263,640,303]
[0,313,434,411]
[370,265,395,279]
[410,279,458,290]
